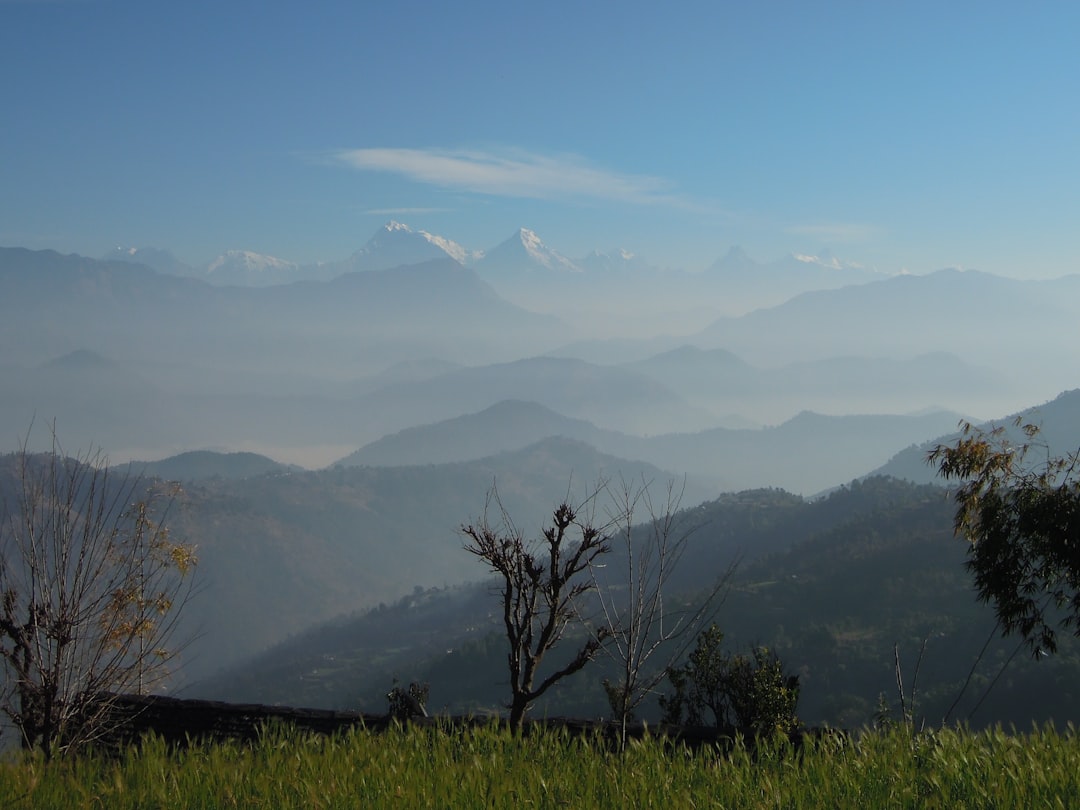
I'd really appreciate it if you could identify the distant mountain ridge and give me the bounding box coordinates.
[697,268,1080,364]
[473,227,582,275]
[869,388,1080,485]
[99,221,880,295]
[123,450,293,482]
[622,345,1000,425]
[5,242,1076,469]
[338,396,966,496]
[205,250,300,286]
[341,355,719,443]
[86,437,698,679]
[337,400,607,467]
[339,220,477,274]
[0,247,556,360]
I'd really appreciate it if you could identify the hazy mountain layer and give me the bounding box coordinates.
[28,438,690,683]
[2,245,1075,473]
[339,398,964,496]
[870,388,1080,485]
[695,269,1080,410]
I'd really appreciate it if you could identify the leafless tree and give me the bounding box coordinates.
[592,476,734,743]
[462,483,612,731]
[0,430,197,758]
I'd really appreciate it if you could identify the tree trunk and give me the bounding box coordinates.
[508,694,530,732]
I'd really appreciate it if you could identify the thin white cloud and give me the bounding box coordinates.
[787,222,884,243]
[335,147,688,207]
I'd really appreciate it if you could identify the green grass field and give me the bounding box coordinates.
[2,723,1077,808]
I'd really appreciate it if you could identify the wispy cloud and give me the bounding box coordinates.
[334,147,691,208]
[787,222,884,243]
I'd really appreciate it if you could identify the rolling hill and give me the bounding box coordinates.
[338,400,965,496]
[89,438,700,682]
[196,476,1080,730]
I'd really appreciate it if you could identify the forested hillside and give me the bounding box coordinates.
[194,476,1080,730]
[47,439,695,680]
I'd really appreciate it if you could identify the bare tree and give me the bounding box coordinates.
[592,476,734,742]
[462,483,612,731]
[0,430,196,758]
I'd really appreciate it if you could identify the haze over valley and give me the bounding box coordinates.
[4,2,1080,730]
[2,226,1074,470]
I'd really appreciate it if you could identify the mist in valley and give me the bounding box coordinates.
[4,3,1080,728]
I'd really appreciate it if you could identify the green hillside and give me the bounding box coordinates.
[196,476,1080,730]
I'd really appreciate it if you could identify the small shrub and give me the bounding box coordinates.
[660,624,800,735]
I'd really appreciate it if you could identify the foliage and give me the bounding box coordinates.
[929,419,1080,656]
[386,680,428,720]
[660,624,800,735]
[0,432,196,758]
[5,724,1080,808]
[462,484,612,730]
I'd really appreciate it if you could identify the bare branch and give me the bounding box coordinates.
[589,474,736,743]
[0,425,197,758]
[461,480,611,730]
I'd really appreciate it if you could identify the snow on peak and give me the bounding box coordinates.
[421,231,469,264]
[576,247,653,274]
[518,228,543,251]
[207,249,297,274]
[485,227,580,272]
[350,222,471,270]
[791,251,865,272]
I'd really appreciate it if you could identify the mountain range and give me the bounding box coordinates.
[114,437,707,680]
[868,388,1080,485]
[107,220,885,309]
[339,398,966,496]
[194,474,1080,731]
[2,241,1075,467]
[4,225,1079,729]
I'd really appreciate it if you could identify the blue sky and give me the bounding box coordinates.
[3,0,1078,277]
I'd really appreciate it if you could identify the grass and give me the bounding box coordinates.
[1,722,1078,808]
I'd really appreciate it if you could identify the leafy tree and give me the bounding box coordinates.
[660,624,800,735]
[462,484,611,731]
[386,680,429,720]
[0,432,197,758]
[659,623,727,727]
[929,419,1080,657]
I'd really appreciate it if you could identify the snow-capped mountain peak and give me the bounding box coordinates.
[477,227,581,274]
[790,249,865,272]
[518,227,543,252]
[207,250,297,274]
[349,221,473,270]
[204,250,300,286]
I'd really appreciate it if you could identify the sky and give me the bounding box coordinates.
[2,0,1079,277]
